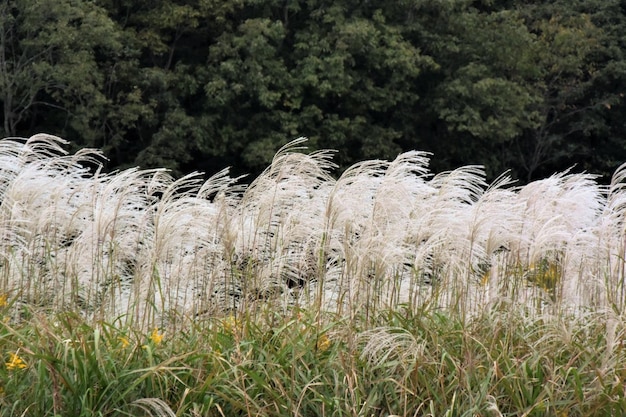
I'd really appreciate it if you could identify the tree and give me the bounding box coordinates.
[2,0,625,183]
[101,0,245,175]
[201,0,435,175]
[513,3,609,181]
[0,0,121,140]
[557,0,626,181]
[401,0,617,181]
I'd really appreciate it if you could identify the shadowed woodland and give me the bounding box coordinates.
[1,0,626,182]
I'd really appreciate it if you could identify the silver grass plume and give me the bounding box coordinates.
[2,134,626,324]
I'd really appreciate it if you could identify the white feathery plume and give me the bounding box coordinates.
[230,138,336,309]
[363,152,434,308]
[596,163,626,310]
[319,159,387,312]
[412,165,490,308]
[511,172,605,311]
[515,172,599,262]
[455,173,522,310]
[4,133,626,323]
[0,136,104,311]
[63,168,157,318]
[147,169,241,317]
[359,326,424,372]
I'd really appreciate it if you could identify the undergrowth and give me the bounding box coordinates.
[2,304,626,416]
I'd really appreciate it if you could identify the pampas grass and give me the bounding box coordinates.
[1,134,626,327]
[4,135,626,416]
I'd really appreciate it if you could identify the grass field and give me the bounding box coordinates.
[1,134,626,416]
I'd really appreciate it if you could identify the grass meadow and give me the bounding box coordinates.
[1,134,626,416]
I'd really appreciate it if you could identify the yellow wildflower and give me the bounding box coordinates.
[149,328,163,345]
[118,336,130,348]
[6,352,27,370]
[222,315,240,334]
[0,293,6,308]
[316,334,331,352]
[527,258,561,295]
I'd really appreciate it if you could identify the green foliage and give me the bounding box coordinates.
[2,305,626,416]
[431,9,543,142]
[201,0,434,174]
[0,0,120,138]
[1,0,626,181]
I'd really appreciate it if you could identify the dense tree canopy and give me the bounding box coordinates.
[1,0,625,181]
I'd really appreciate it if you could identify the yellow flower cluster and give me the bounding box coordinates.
[118,336,130,348]
[149,328,163,345]
[6,352,27,371]
[0,293,7,308]
[316,334,331,352]
[141,328,164,350]
[526,258,561,294]
[222,315,242,335]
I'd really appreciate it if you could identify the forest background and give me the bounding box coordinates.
[2,0,625,183]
